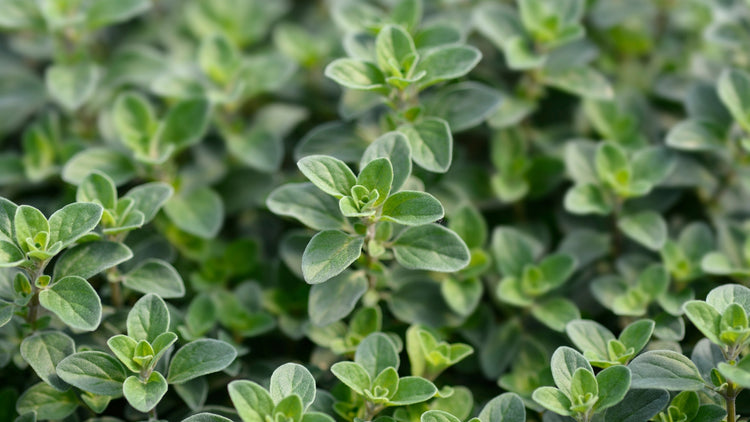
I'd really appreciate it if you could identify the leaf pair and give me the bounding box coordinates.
[325,25,481,92]
[566,319,654,367]
[332,333,437,409]
[56,294,236,413]
[113,91,210,164]
[533,347,630,418]
[229,363,333,422]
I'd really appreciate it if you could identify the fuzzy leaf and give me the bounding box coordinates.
[302,230,364,284]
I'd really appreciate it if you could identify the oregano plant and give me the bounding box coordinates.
[2,0,750,421]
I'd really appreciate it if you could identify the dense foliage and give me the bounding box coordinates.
[1,0,749,421]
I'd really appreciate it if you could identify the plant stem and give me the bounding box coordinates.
[106,267,123,309]
[610,196,623,257]
[362,401,383,421]
[148,408,158,421]
[25,260,49,331]
[726,381,737,422]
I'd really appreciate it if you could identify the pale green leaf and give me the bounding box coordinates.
[302,230,364,284]
[20,332,75,391]
[122,259,185,298]
[56,351,127,396]
[381,191,444,226]
[39,276,102,331]
[167,339,237,384]
[392,224,470,272]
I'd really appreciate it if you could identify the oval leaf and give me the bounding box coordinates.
[39,276,102,331]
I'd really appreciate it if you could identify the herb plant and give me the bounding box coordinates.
[1,0,750,421]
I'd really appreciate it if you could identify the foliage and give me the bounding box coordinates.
[1,0,750,421]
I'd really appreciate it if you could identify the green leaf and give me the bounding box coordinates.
[324,59,386,91]
[566,319,614,362]
[167,339,237,384]
[619,320,655,355]
[618,211,667,251]
[228,380,274,422]
[122,259,185,298]
[53,241,132,281]
[416,45,482,87]
[302,230,364,284]
[700,252,745,276]
[107,334,140,373]
[361,132,412,192]
[15,205,49,252]
[267,183,347,231]
[449,205,488,249]
[420,410,460,422]
[225,126,284,173]
[531,297,580,332]
[309,271,368,326]
[683,301,722,345]
[45,62,100,111]
[199,33,239,84]
[381,191,444,226]
[424,82,502,132]
[441,277,483,317]
[595,142,628,187]
[375,25,418,77]
[164,187,224,239]
[86,0,150,28]
[543,66,613,100]
[0,299,14,327]
[391,0,422,32]
[123,372,168,412]
[77,171,118,210]
[182,413,234,422]
[531,387,572,416]
[631,147,675,187]
[127,293,170,342]
[717,354,750,388]
[61,147,137,186]
[400,118,453,173]
[491,227,541,277]
[270,363,316,410]
[355,333,400,378]
[570,367,598,403]
[539,253,577,289]
[392,224,470,272]
[478,393,526,422]
[20,332,75,391]
[39,276,102,331]
[56,351,127,396]
[124,182,174,223]
[388,376,437,405]
[155,99,211,152]
[564,183,612,215]
[47,202,103,249]
[16,382,77,420]
[599,389,670,422]
[331,361,371,395]
[0,197,17,242]
[706,284,750,315]
[595,365,630,410]
[298,155,357,198]
[113,91,157,160]
[637,265,669,299]
[0,241,25,267]
[550,346,592,396]
[717,68,750,132]
[274,394,304,422]
[629,350,705,390]
[666,119,727,151]
[357,158,393,207]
